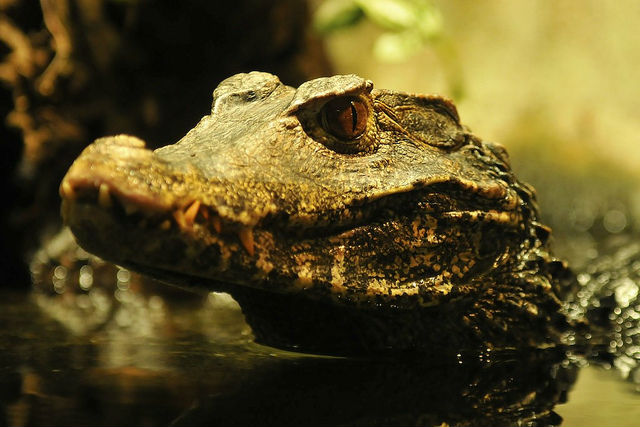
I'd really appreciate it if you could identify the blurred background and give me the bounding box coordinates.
[1,1,639,425]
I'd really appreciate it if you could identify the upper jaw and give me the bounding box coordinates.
[60,132,522,247]
[60,134,520,239]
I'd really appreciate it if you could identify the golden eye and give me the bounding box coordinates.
[320,97,368,140]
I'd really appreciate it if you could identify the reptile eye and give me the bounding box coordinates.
[320,97,368,140]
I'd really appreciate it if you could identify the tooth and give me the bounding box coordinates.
[98,183,112,208]
[238,227,255,256]
[173,209,187,230]
[200,206,210,220]
[211,216,222,233]
[60,180,76,200]
[183,200,201,227]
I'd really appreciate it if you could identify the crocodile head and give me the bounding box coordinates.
[61,72,571,353]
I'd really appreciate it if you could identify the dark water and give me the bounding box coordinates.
[1,282,639,427]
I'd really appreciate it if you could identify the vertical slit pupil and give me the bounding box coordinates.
[319,97,367,140]
[350,102,357,133]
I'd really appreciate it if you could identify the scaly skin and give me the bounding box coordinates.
[60,72,576,354]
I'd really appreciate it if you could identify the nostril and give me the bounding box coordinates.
[86,135,154,163]
[101,134,148,149]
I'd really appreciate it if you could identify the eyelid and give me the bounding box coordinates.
[286,75,373,115]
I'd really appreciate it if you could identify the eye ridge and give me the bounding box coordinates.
[320,97,368,140]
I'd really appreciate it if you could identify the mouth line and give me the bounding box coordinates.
[61,175,521,258]
[279,183,521,239]
[61,177,258,256]
[122,259,242,295]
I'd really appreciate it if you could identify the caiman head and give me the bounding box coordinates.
[61,72,571,354]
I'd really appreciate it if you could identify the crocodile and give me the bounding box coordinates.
[59,71,606,355]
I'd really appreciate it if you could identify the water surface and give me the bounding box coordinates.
[2,285,638,426]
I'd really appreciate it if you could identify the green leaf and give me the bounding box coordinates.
[372,30,423,62]
[314,0,365,34]
[414,2,442,40]
[354,0,417,31]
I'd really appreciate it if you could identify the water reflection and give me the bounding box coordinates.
[1,288,576,426]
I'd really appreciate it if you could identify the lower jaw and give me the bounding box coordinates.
[63,201,557,354]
